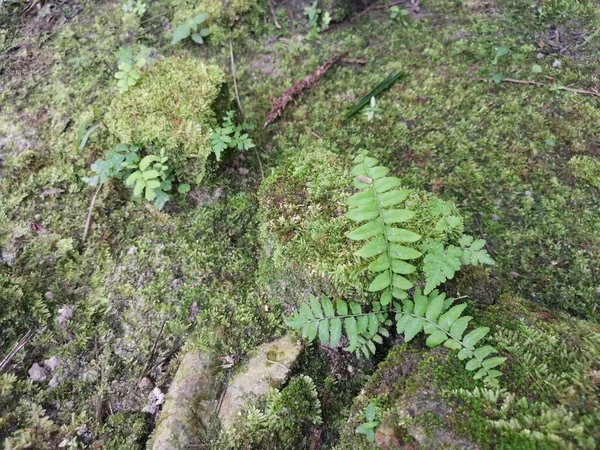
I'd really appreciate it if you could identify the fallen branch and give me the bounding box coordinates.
[264,51,348,128]
[478,77,600,99]
[0,329,34,374]
[82,183,103,243]
[268,0,281,29]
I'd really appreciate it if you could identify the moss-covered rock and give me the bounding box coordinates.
[339,294,600,449]
[105,57,227,186]
[257,143,467,312]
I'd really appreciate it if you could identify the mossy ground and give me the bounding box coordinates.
[1,0,600,447]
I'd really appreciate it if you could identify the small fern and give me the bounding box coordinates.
[346,153,422,306]
[286,291,505,385]
[285,151,501,384]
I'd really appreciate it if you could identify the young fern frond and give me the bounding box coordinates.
[346,153,422,306]
[285,295,391,358]
[286,290,505,385]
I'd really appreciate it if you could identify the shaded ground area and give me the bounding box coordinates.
[1,0,599,447]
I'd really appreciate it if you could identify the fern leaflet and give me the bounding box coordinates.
[346,153,421,305]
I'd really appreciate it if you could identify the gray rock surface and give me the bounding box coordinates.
[218,334,302,430]
[151,350,218,450]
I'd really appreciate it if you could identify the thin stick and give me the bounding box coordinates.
[229,35,264,181]
[229,36,245,118]
[253,147,265,181]
[82,183,103,243]
[265,358,289,371]
[287,5,296,35]
[478,77,600,99]
[0,329,34,374]
[140,319,167,380]
[373,0,405,10]
[268,0,281,29]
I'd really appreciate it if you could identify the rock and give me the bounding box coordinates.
[142,387,166,415]
[43,356,62,371]
[150,350,218,450]
[28,363,48,382]
[218,334,302,430]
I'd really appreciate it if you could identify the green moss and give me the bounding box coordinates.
[224,375,322,449]
[106,57,227,186]
[346,294,600,449]
[569,155,600,188]
[257,143,466,310]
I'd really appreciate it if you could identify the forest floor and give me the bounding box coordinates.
[1,0,599,448]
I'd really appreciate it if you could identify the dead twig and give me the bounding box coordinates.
[0,329,35,374]
[265,358,290,371]
[229,36,245,118]
[82,183,103,243]
[140,319,167,380]
[373,0,405,10]
[286,4,296,35]
[264,51,348,128]
[478,77,600,99]
[268,0,281,29]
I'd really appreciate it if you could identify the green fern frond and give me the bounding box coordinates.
[346,153,422,305]
[286,291,504,385]
[394,289,504,385]
[285,294,389,358]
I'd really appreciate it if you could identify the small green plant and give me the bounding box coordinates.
[304,1,331,38]
[83,144,189,209]
[114,46,154,93]
[355,402,379,442]
[286,153,502,385]
[531,64,543,74]
[210,111,255,161]
[171,13,211,45]
[121,0,146,17]
[123,150,174,207]
[491,46,509,84]
[363,96,383,122]
[389,6,408,23]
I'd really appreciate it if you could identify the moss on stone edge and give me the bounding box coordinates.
[105,57,227,186]
[340,291,600,449]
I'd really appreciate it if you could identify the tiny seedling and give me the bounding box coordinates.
[389,6,408,23]
[355,402,379,443]
[531,64,543,74]
[363,96,383,122]
[491,46,509,84]
[114,46,154,93]
[210,111,255,161]
[304,1,331,38]
[172,13,211,45]
[121,0,146,17]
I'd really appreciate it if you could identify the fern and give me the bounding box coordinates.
[286,291,505,385]
[286,151,502,385]
[346,152,422,306]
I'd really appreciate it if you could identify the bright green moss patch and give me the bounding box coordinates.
[258,143,466,310]
[106,57,227,186]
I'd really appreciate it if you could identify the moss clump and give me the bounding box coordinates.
[105,57,227,186]
[569,155,600,188]
[257,143,468,311]
[102,412,150,450]
[224,375,322,449]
